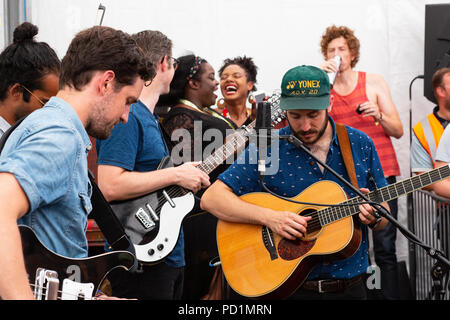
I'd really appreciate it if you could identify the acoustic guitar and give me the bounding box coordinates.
[216,164,450,299]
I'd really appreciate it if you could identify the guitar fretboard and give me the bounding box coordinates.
[160,96,284,212]
[317,165,450,226]
[198,98,283,175]
[198,121,255,174]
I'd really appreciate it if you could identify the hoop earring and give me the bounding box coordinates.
[248,94,255,105]
[216,98,225,109]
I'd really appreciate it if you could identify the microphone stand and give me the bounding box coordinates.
[268,133,450,297]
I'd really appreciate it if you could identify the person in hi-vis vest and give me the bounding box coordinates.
[411,68,450,186]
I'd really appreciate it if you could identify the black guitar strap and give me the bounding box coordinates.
[0,116,26,150]
[0,116,136,263]
[87,171,136,255]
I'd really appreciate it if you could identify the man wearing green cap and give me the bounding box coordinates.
[201,65,389,299]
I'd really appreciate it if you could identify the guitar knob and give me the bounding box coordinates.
[157,244,164,251]
[148,249,155,256]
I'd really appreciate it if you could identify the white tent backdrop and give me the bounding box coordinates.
[28,0,449,266]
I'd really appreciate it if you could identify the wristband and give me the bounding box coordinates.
[368,218,381,230]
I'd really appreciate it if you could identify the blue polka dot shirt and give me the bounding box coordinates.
[218,118,388,280]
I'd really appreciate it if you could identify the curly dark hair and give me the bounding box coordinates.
[320,25,360,68]
[218,55,258,92]
[0,22,60,102]
[59,26,153,91]
[157,54,208,107]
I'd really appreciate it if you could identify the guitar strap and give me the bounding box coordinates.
[0,117,136,259]
[335,123,359,189]
[87,172,136,255]
[0,116,26,150]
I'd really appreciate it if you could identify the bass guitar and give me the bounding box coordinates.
[20,225,135,300]
[216,164,450,299]
[111,94,285,264]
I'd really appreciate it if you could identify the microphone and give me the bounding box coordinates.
[328,55,341,86]
[255,101,272,176]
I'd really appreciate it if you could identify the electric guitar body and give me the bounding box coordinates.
[20,225,135,299]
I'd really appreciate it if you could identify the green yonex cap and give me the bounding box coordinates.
[279,65,331,110]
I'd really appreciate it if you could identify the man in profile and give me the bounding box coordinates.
[411,67,450,186]
[0,25,152,300]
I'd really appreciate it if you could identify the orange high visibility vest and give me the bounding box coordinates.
[412,113,445,167]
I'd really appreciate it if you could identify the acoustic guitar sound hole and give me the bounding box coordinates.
[303,208,322,237]
[277,208,320,260]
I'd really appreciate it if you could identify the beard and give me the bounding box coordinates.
[291,111,329,146]
[85,98,118,140]
[85,119,116,140]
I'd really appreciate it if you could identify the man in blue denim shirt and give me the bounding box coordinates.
[201,65,390,300]
[0,26,153,300]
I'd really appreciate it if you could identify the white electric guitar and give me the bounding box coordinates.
[110,93,285,264]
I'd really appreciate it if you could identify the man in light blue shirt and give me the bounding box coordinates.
[2,97,93,258]
[0,25,153,300]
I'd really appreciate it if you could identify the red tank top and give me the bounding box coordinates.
[329,72,400,177]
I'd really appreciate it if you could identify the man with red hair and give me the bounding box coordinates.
[320,25,403,300]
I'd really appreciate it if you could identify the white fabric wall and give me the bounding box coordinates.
[29,0,450,264]
[0,0,5,49]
